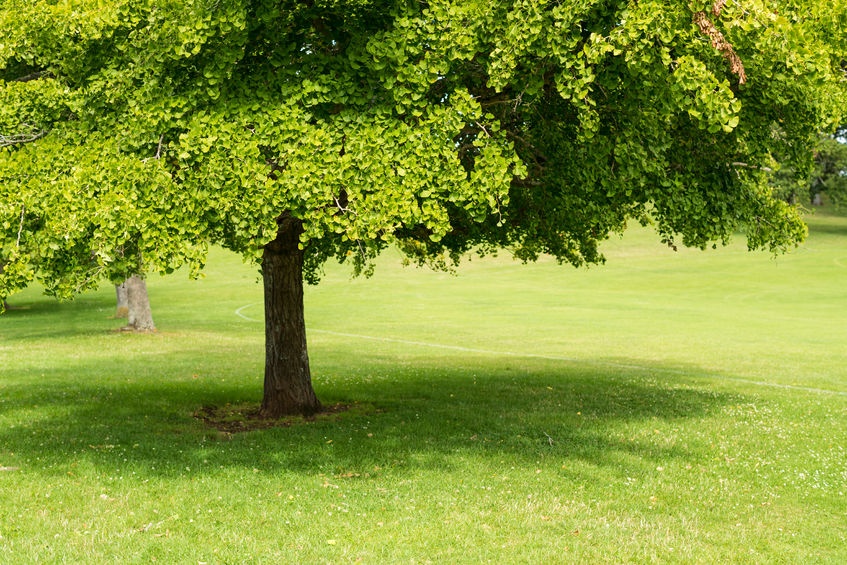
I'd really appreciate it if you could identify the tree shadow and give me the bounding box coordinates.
[0,350,736,482]
[807,214,847,236]
[1,293,120,341]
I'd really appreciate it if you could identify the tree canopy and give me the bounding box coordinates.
[1,0,845,414]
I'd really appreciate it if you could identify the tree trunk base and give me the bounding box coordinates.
[258,398,322,420]
[125,275,156,331]
[118,325,156,333]
[114,282,129,319]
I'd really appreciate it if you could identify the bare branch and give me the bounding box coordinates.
[693,11,747,84]
[475,121,491,138]
[154,134,164,159]
[143,134,166,162]
[333,195,357,216]
[731,161,773,173]
[12,70,53,83]
[16,205,25,247]
[0,126,48,148]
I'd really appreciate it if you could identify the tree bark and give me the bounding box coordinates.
[259,216,321,418]
[124,275,155,331]
[114,282,129,318]
[0,262,6,310]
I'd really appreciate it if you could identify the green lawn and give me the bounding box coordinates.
[1,212,845,563]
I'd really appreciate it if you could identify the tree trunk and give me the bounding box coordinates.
[124,275,155,331]
[259,216,321,418]
[0,262,7,310]
[0,263,9,312]
[114,282,129,318]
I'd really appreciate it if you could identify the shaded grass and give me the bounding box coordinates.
[1,212,846,563]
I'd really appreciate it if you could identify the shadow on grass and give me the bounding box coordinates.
[807,213,847,237]
[0,351,734,481]
[1,293,120,341]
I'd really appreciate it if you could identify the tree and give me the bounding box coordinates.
[1,0,844,417]
[0,262,7,310]
[810,127,847,207]
[114,282,129,319]
[121,275,156,331]
[114,276,157,331]
[771,126,847,207]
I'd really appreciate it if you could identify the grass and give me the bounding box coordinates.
[1,211,846,563]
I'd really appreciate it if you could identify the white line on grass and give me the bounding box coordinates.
[235,303,847,397]
[234,303,259,321]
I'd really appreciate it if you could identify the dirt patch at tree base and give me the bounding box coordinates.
[194,402,365,434]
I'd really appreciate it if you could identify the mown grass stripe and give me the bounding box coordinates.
[236,302,847,397]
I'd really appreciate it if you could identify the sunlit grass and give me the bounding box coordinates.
[1,211,845,562]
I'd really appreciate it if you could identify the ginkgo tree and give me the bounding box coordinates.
[1,0,844,417]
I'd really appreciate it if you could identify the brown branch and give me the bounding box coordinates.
[693,11,747,84]
[13,70,53,83]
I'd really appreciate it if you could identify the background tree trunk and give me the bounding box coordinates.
[114,282,129,318]
[124,275,155,331]
[0,262,7,310]
[259,216,321,418]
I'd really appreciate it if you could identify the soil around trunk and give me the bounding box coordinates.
[194,402,365,434]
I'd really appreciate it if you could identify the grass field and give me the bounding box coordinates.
[1,211,846,563]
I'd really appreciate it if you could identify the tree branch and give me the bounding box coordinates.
[732,161,773,173]
[693,11,747,84]
[142,134,165,162]
[154,134,164,159]
[0,126,48,148]
[16,205,25,247]
[13,70,53,83]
